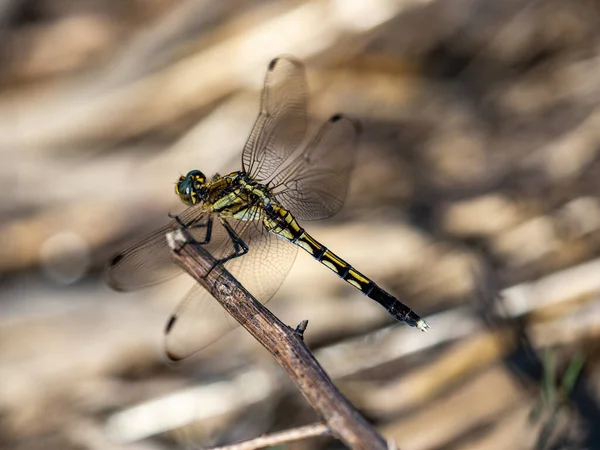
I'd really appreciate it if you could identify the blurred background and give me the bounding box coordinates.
[2,0,600,449]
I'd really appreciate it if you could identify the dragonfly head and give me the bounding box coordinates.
[175,170,207,206]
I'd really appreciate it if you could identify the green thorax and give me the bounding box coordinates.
[204,171,275,219]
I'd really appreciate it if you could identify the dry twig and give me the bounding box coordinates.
[166,227,390,450]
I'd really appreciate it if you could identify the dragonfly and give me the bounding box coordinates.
[107,56,428,361]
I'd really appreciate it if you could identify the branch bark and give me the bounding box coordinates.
[166,228,390,450]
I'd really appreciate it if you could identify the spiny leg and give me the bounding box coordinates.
[170,210,249,278]
[169,213,214,253]
[216,217,249,264]
[200,217,250,280]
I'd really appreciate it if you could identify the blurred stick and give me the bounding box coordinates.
[206,422,329,450]
[166,228,390,450]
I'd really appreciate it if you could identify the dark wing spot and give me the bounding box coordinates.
[164,314,177,334]
[166,350,181,363]
[330,114,362,135]
[109,253,124,266]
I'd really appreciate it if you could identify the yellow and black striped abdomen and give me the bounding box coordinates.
[263,205,429,331]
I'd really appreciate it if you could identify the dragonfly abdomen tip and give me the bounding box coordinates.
[417,319,430,332]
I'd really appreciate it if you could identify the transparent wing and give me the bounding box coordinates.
[164,213,298,361]
[242,56,308,182]
[105,206,209,291]
[271,114,361,221]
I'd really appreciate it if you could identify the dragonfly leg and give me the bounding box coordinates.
[171,215,214,254]
[189,215,213,245]
[168,212,186,227]
[216,217,249,264]
[201,217,249,280]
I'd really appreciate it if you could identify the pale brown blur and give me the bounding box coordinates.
[1,1,600,449]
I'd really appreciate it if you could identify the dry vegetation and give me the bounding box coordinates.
[1,0,600,449]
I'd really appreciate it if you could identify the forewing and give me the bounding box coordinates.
[164,215,298,361]
[105,206,208,291]
[242,56,308,182]
[272,114,361,221]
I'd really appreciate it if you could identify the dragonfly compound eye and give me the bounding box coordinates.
[175,170,206,205]
[192,178,204,190]
[186,170,206,182]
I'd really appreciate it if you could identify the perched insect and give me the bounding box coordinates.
[107,56,428,361]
